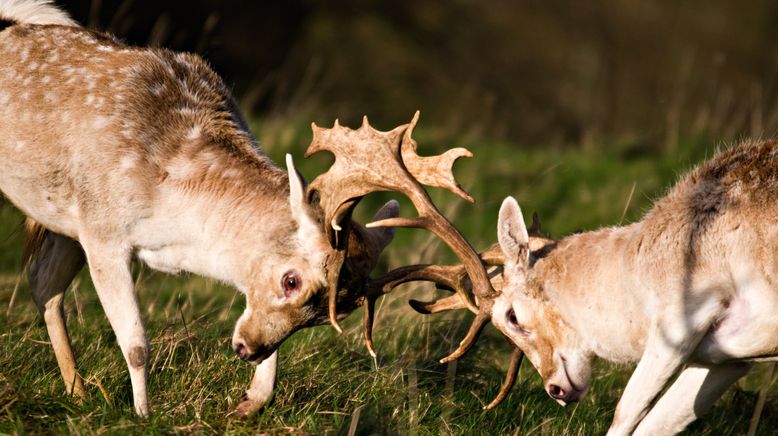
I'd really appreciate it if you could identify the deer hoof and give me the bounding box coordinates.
[228,398,263,418]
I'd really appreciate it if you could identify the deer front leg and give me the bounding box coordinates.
[607,321,711,436]
[633,362,751,436]
[81,240,149,417]
[28,232,86,399]
[229,350,278,417]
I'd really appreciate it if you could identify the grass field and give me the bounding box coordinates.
[0,125,775,434]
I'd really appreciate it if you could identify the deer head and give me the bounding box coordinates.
[381,196,562,409]
[490,197,592,406]
[230,167,398,362]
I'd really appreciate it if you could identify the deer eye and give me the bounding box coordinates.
[506,308,529,335]
[281,270,301,298]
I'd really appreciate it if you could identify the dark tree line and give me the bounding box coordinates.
[60,0,778,149]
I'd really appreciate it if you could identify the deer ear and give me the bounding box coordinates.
[498,196,530,269]
[286,154,320,237]
[342,199,400,279]
[367,199,399,251]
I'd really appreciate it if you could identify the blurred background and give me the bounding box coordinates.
[1,1,776,433]
[60,0,778,149]
[50,0,778,241]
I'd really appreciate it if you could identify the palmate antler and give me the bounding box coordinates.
[363,216,546,409]
[365,244,525,409]
[304,111,494,333]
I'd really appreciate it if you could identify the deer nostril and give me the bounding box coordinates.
[235,343,248,360]
[549,384,566,399]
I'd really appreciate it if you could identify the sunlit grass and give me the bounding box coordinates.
[0,129,774,434]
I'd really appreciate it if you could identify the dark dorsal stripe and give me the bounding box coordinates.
[0,18,15,32]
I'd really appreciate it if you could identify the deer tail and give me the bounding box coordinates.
[22,218,47,269]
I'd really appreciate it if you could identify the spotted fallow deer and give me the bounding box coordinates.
[0,1,496,418]
[386,140,778,432]
[474,140,778,434]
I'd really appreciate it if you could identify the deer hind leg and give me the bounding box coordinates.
[633,362,752,436]
[28,231,87,399]
[80,238,149,416]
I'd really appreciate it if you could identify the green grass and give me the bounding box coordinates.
[0,129,775,434]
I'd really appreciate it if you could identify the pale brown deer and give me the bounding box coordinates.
[0,1,497,417]
[409,140,778,434]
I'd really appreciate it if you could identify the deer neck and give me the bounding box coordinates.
[534,222,651,363]
[133,154,297,290]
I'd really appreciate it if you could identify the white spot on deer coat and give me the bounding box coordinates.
[120,155,138,170]
[222,168,241,178]
[67,204,80,220]
[186,126,202,140]
[93,116,110,129]
[167,158,197,179]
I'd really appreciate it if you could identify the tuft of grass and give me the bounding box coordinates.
[0,130,775,434]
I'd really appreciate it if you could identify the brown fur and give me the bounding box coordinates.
[493,139,778,435]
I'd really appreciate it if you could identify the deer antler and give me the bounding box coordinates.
[429,215,540,363]
[364,244,524,409]
[305,111,493,334]
[485,346,524,410]
[364,219,546,409]
[304,112,531,409]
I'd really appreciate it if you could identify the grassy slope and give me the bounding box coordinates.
[0,130,775,434]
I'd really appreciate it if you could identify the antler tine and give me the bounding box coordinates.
[484,347,524,410]
[400,111,474,203]
[361,244,505,358]
[360,263,468,357]
[364,113,495,313]
[362,294,378,357]
[363,257,524,407]
[408,294,467,314]
[439,310,491,363]
[323,247,347,333]
[435,243,506,363]
[305,112,490,333]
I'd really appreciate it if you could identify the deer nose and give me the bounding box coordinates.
[233,341,274,363]
[234,342,250,360]
[548,384,566,400]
